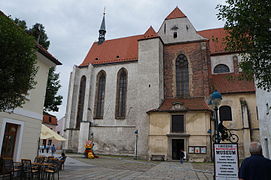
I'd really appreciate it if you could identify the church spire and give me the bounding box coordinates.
[98,8,106,44]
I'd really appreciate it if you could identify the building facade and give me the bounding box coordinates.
[64,7,259,161]
[0,44,61,161]
[256,87,271,159]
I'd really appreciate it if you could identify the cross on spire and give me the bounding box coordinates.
[98,8,106,44]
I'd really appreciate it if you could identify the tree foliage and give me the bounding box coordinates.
[28,23,50,50]
[217,0,271,91]
[0,15,37,111]
[13,18,62,112]
[13,19,50,50]
[44,67,63,112]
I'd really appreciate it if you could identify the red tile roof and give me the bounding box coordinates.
[141,26,159,40]
[148,97,210,112]
[43,112,58,125]
[210,73,255,94]
[165,7,186,20]
[80,34,144,66]
[198,28,228,55]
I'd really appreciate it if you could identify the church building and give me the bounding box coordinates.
[64,7,259,161]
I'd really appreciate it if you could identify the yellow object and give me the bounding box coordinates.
[40,124,66,141]
[88,152,94,159]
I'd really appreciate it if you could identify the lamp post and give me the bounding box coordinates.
[208,90,222,144]
[134,129,138,160]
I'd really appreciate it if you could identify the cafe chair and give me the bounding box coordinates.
[43,159,62,180]
[21,159,39,180]
[1,158,14,180]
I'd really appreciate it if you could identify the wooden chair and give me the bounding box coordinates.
[21,159,39,180]
[43,159,62,180]
[1,158,14,179]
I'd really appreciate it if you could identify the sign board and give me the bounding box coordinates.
[214,143,239,180]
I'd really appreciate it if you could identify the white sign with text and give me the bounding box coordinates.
[214,143,239,180]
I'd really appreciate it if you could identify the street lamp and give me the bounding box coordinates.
[208,90,222,144]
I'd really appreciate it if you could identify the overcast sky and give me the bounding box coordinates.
[1,0,226,119]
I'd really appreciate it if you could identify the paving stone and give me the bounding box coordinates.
[59,155,214,180]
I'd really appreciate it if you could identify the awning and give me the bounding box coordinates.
[40,124,66,141]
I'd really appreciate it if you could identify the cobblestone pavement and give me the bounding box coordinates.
[59,155,214,180]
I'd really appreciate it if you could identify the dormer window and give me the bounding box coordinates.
[173,32,177,38]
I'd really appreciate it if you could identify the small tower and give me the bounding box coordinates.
[98,10,106,44]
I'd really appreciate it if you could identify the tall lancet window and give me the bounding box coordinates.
[115,68,128,119]
[76,76,86,128]
[94,71,106,119]
[176,54,189,97]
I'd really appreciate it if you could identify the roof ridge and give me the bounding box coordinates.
[197,27,225,33]
[94,34,144,44]
[165,7,186,20]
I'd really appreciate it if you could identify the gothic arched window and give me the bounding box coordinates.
[115,68,128,119]
[214,64,230,73]
[219,106,232,121]
[76,76,86,128]
[176,54,189,97]
[94,71,106,119]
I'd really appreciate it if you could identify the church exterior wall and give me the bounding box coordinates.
[158,18,205,44]
[149,111,212,162]
[211,54,242,74]
[137,37,164,158]
[65,62,141,154]
[219,93,259,159]
[163,41,210,98]
[86,62,139,154]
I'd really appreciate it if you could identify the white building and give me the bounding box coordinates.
[0,13,61,161]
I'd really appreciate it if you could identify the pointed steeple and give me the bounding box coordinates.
[165,7,186,20]
[98,9,106,44]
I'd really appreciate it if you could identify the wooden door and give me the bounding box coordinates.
[1,123,18,159]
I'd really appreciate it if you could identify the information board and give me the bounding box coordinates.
[214,143,239,180]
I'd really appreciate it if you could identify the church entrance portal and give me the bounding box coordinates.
[172,139,184,160]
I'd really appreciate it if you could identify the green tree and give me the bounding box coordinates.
[0,15,37,112]
[13,18,27,30]
[43,67,63,112]
[28,23,50,50]
[217,0,271,91]
[13,19,50,50]
[12,18,62,112]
